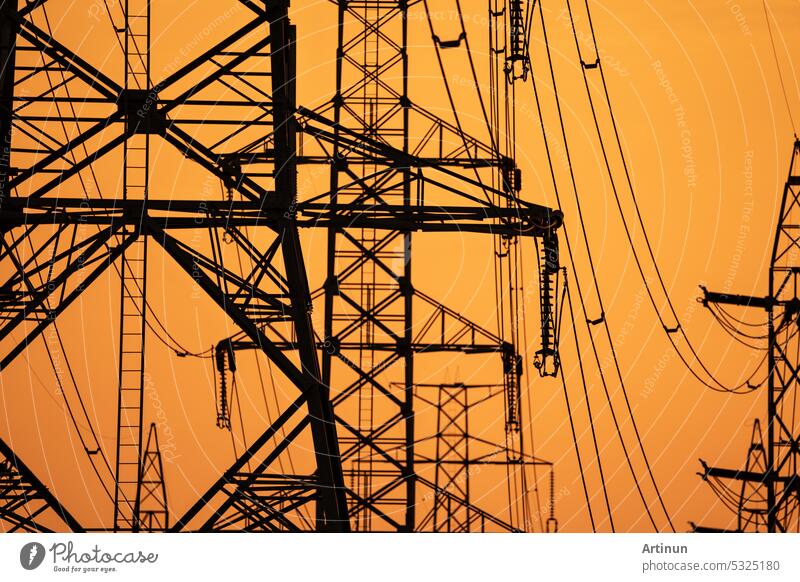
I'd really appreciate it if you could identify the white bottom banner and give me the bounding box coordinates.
[1,533,798,581]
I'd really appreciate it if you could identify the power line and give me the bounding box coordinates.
[763,0,798,138]
[529,0,674,531]
[564,275,614,531]
[563,0,761,395]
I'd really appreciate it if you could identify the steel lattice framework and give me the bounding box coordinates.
[698,140,800,533]
[0,0,561,532]
[0,436,83,532]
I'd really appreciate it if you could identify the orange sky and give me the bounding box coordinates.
[1,0,800,533]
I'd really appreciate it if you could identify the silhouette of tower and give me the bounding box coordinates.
[138,424,169,532]
[0,437,83,532]
[699,140,800,532]
[0,0,560,532]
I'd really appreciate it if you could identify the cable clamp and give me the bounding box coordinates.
[581,58,600,70]
[587,312,604,325]
[433,32,467,49]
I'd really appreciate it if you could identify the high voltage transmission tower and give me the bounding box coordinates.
[0,0,561,532]
[697,140,800,533]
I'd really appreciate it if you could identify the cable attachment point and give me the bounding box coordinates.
[505,0,531,82]
[432,32,467,49]
[581,58,600,70]
[698,285,710,307]
[587,313,604,326]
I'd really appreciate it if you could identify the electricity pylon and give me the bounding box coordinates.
[0,0,561,531]
[698,140,800,532]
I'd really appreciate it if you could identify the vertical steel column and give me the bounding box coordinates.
[267,0,349,531]
[765,140,800,532]
[766,268,777,532]
[400,1,415,532]
[323,0,414,531]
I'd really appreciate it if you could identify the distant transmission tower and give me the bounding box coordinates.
[412,382,553,532]
[698,140,800,532]
[139,424,169,532]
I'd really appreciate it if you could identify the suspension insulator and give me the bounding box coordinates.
[502,158,522,193]
[214,340,236,430]
[534,232,561,376]
[543,230,559,273]
[546,469,558,532]
[506,0,530,82]
[502,345,523,432]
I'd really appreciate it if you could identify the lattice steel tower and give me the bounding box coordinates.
[0,0,560,532]
[698,140,800,533]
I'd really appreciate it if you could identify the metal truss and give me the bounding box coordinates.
[413,382,552,532]
[139,423,169,532]
[216,1,561,531]
[0,436,83,532]
[0,0,562,532]
[698,140,800,532]
[0,0,349,532]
